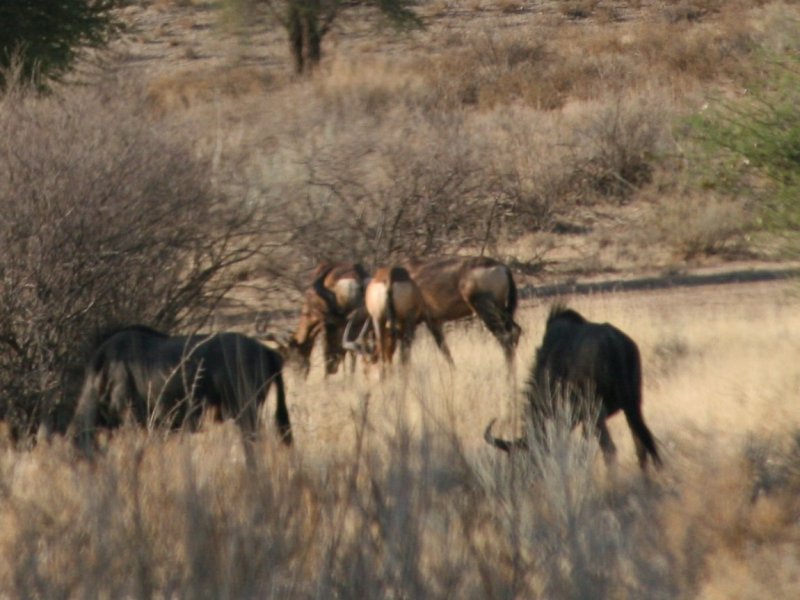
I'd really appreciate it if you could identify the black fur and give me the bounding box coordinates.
[70,327,292,455]
[486,305,661,471]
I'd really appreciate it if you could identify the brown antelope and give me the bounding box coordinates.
[363,266,430,366]
[403,256,522,364]
[283,262,368,376]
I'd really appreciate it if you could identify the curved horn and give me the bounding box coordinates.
[312,264,343,318]
[261,332,291,355]
[342,314,372,356]
[342,317,357,351]
[255,313,270,335]
[484,418,529,453]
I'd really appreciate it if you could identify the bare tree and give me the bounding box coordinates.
[233,0,421,74]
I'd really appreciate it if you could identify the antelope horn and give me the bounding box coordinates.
[261,331,291,355]
[484,419,529,453]
[255,313,271,335]
[342,318,356,351]
[342,316,372,355]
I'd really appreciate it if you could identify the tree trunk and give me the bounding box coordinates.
[288,3,305,74]
[286,0,324,74]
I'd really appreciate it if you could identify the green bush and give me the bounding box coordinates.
[0,1,120,89]
[688,54,800,232]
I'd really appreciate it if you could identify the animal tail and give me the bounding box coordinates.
[505,267,518,317]
[623,344,661,469]
[625,408,662,468]
[387,266,405,334]
[271,368,293,446]
[483,418,529,453]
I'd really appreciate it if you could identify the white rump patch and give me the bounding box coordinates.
[334,278,362,311]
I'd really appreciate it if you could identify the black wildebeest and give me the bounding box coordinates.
[69,326,292,456]
[282,262,368,376]
[403,256,522,364]
[485,305,661,471]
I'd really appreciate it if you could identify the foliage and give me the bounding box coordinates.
[689,54,800,231]
[0,0,120,90]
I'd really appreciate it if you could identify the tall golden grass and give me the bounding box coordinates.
[3,1,799,596]
[2,280,798,597]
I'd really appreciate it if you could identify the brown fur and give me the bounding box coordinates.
[365,266,429,366]
[289,262,368,376]
[403,256,522,364]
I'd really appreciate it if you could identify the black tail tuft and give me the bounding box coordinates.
[505,268,518,317]
[273,371,293,446]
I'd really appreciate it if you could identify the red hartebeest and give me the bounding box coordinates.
[403,256,522,364]
[344,256,522,367]
[363,266,430,366]
[284,262,368,376]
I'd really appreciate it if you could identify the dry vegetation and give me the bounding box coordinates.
[2,282,799,597]
[130,0,800,273]
[1,0,800,597]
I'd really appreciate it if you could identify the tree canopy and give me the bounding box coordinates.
[0,0,120,90]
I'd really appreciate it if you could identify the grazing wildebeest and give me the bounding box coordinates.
[484,305,661,471]
[285,262,368,376]
[360,265,432,366]
[69,326,292,456]
[403,256,522,364]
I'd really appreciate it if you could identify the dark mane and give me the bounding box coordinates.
[90,324,168,351]
[547,303,587,326]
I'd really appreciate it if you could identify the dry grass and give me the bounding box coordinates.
[3,1,800,594]
[2,281,799,597]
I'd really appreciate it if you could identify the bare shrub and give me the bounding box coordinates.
[423,32,600,111]
[250,113,498,268]
[632,18,754,82]
[559,0,600,20]
[575,94,669,202]
[0,80,264,440]
[483,91,673,229]
[644,194,753,259]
